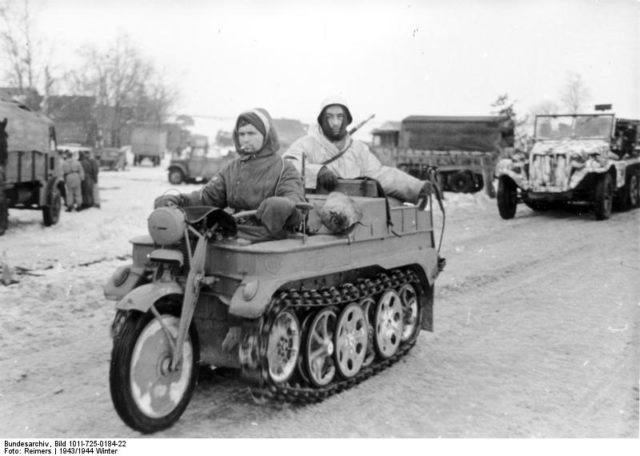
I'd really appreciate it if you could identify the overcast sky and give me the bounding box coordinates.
[21,0,640,128]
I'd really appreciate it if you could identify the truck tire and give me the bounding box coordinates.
[448,171,475,193]
[0,198,7,236]
[497,176,517,219]
[168,169,184,185]
[593,173,613,220]
[620,171,639,210]
[42,181,62,227]
[633,171,640,209]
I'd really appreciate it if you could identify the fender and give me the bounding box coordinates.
[116,281,183,313]
[228,261,434,320]
[168,163,188,177]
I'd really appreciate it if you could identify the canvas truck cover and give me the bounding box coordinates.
[131,127,167,157]
[0,99,53,157]
[400,115,514,152]
[0,99,55,186]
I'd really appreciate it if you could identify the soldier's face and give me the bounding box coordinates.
[237,124,264,153]
[324,105,346,136]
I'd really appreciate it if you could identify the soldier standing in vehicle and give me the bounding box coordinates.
[283,95,432,204]
[62,150,84,212]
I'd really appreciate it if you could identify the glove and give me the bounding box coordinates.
[418,181,433,200]
[222,326,242,352]
[256,197,298,233]
[154,194,182,208]
[317,166,338,191]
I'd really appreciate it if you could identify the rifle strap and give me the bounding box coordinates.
[321,139,353,167]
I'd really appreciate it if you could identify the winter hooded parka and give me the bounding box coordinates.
[181,108,304,240]
[283,96,425,203]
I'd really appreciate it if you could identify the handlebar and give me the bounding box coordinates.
[232,203,313,220]
[232,210,257,219]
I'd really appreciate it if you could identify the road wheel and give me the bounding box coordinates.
[168,169,184,185]
[373,290,403,359]
[497,176,518,219]
[303,308,337,387]
[398,283,421,343]
[359,297,376,368]
[594,173,613,220]
[449,171,475,193]
[266,309,300,384]
[109,302,199,434]
[42,184,62,227]
[334,303,368,379]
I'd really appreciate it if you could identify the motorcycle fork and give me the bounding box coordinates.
[169,226,209,370]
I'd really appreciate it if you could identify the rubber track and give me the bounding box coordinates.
[247,268,420,404]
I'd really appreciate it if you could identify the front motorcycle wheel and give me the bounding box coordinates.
[109,301,199,434]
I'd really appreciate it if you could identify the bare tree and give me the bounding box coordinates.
[529,100,560,116]
[491,93,530,151]
[559,71,591,113]
[0,0,64,111]
[71,32,179,146]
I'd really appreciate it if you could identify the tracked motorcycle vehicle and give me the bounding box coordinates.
[104,179,444,433]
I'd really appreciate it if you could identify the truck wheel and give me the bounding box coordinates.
[622,171,639,210]
[497,176,517,219]
[168,169,184,185]
[42,184,62,227]
[449,171,475,193]
[633,172,640,208]
[109,301,199,434]
[0,199,7,236]
[594,173,613,220]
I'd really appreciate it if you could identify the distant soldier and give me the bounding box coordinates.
[79,151,94,209]
[90,152,101,208]
[62,150,84,211]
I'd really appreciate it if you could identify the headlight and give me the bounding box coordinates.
[570,153,586,168]
[113,266,130,287]
[147,207,185,245]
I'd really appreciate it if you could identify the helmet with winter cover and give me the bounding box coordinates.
[317,95,353,141]
[317,95,353,126]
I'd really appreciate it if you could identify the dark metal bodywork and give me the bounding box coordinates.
[372,115,514,196]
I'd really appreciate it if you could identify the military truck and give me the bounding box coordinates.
[131,126,167,166]
[167,141,236,185]
[0,99,64,236]
[371,116,514,196]
[494,112,640,220]
[95,147,127,171]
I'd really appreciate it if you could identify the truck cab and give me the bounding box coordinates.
[167,145,236,185]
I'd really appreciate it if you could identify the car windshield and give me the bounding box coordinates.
[535,115,614,140]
